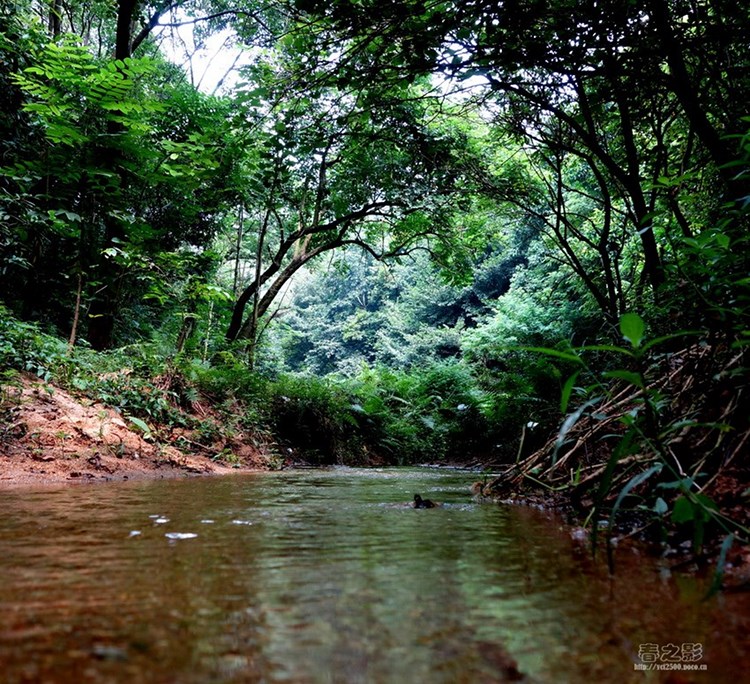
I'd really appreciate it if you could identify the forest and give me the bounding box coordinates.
[1,0,749,555]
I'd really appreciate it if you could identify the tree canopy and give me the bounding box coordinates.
[1,0,749,524]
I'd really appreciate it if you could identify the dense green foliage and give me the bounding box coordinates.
[2,0,749,548]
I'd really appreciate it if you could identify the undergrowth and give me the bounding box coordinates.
[0,305,518,466]
[481,310,749,585]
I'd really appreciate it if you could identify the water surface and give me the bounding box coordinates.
[0,467,747,682]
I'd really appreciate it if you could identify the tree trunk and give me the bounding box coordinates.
[67,271,83,352]
[229,238,339,344]
[85,0,139,349]
[232,205,244,296]
[175,313,197,354]
[115,0,138,60]
[48,0,62,36]
[603,55,665,290]
[649,0,742,197]
[246,207,272,367]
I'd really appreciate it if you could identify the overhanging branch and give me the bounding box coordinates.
[132,5,274,54]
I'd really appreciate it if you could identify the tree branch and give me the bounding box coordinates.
[132,6,273,55]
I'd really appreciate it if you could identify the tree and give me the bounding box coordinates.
[283,0,750,297]
[13,0,285,348]
[0,24,243,346]
[224,70,465,362]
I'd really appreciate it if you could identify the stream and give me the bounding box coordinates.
[0,467,748,682]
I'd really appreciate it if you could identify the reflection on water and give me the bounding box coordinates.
[0,468,748,683]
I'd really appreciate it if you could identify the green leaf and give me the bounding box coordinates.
[128,416,151,434]
[576,344,634,356]
[693,493,719,518]
[518,346,583,363]
[657,477,695,490]
[704,534,734,600]
[641,330,702,352]
[55,210,82,222]
[553,396,602,464]
[601,369,644,389]
[671,496,694,524]
[560,370,581,413]
[590,428,638,556]
[611,463,663,523]
[620,313,645,349]
[606,463,663,570]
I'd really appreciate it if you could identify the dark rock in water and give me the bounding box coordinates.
[413,494,437,509]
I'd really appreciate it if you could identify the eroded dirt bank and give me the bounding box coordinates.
[0,375,265,488]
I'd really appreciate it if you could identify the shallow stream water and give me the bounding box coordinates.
[0,467,748,682]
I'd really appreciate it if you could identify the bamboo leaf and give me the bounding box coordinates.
[704,534,734,600]
[560,370,581,414]
[611,463,663,525]
[641,330,702,352]
[517,346,583,363]
[605,462,663,572]
[602,369,644,389]
[553,396,601,464]
[576,344,634,356]
[591,429,638,557]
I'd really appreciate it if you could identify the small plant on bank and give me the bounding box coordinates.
[212,449,242,467]
[520,312,748,575]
